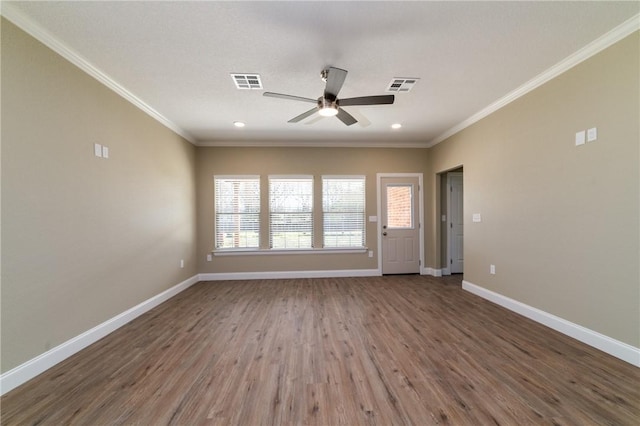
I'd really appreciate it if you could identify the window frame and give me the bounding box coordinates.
[322,175,366,248]
[213,175,261,250]
[268,175,314,250]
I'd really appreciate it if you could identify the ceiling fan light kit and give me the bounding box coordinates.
[318,98,339,117]
[263,67,395,126]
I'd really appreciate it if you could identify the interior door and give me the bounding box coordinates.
[381,177,420,274]
[448,172,464,273]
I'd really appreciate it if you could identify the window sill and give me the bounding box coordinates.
[213,248,368,256]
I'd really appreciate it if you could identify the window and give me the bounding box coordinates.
[386,184,413,228]
[323,176,365,248]
[214,176,260,249]
[269,176,313,249]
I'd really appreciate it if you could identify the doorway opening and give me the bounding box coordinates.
[440,167,463,275]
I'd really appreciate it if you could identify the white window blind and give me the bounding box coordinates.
[269,176,313,249]
[214,176,260,249]
[322,176,365,248]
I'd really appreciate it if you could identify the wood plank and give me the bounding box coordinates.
[2,275,639,425]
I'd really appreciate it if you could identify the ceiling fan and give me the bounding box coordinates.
[263,67,394,126]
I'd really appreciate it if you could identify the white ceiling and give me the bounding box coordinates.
[4,1,639,147]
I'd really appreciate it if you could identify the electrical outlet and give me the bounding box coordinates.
[490,264,496,275]
[207,254,213,262]
[368,250,374,258]
[180,259,184,268]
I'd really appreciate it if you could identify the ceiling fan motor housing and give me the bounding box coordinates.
[318,96,339,116]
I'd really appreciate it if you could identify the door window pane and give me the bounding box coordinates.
[386,185,413,229]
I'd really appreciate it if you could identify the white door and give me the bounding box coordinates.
[381,176,420,274]
[448,172,464,273]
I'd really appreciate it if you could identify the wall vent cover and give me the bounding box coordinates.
[231,73,263,90]
[386,78,419,92]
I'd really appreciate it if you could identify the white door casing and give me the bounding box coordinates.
[379,175,422,275]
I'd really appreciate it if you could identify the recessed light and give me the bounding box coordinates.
[233,121,246,128]
[391,123,402,129]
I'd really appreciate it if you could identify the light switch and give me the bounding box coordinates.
[472,213,482,223]
[587,127,597,142]
[102,146,109,158]
[94,143,103,157]
[441,215,447,222]
[575,131,585,146]
[369,216,378,222]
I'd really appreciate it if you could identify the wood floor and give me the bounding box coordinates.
[2,275,639,425]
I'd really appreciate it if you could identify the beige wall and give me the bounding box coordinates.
[1,20,198,372]
[426,32,640,347]
[196,147,428,273]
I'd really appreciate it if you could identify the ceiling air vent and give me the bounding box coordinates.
[386,78,419,93]
[230,73,263,90]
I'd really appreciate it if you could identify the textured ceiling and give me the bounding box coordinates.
[3,1,639,146]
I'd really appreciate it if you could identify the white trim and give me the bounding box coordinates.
[321,175,367,180]
[268,174,314,180]
[199,269,379,281]
[0,274,200,396]
[376,173,425,276]
[428,14,640,147]
[441,267,451,276]
[0,3,196,145]
[197,140,430,148]
[214,174,260,180]
[462,280,640,367]
[422,267,442,277]
[214,248,368,256]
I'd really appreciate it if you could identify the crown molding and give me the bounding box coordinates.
[1,3,197,145]
[427,13,640,148]
[196,139,430,148]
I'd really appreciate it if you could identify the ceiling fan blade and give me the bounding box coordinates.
[263,92,317,104]
[338,95,395,106]
[324,67,348,99]
[288,107,318,123]
[336,108,357,126]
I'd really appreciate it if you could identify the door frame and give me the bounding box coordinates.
[376,173,424,275]
[446,171,463,275]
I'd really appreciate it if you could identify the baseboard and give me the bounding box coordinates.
[199,269,380,281]
[422,267,442,277]
[0,274,200,396]
[462,280,640,367]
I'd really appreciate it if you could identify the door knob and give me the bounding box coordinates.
[382,232,387,236]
